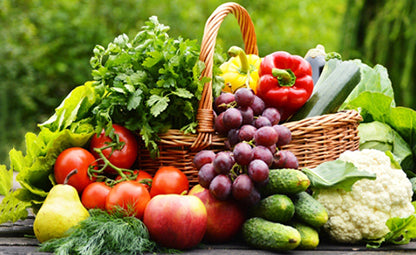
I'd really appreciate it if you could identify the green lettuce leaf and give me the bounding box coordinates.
[0,126,94,223]
[358,121,413,167]
[39,81,99,131]
[343,92,416,172]
[302,159,376,191]
[0,165,13,196]
[341,63,395,109]
[0,191,31,224]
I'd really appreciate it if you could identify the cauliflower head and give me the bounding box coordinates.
[315,149,414,243]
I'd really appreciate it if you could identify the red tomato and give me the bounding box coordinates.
[150,166,189,197]
[105,181,151,219]
[54,147,97,193]
[81,182,112,210]
[115,170,153,191]
[89,124,138,174]
[136,170,153,190]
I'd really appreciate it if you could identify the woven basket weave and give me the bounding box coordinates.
[136,2,362,185]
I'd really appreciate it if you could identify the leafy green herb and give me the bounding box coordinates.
[302,159,376,191]
[89,16,222,157]
[39,209,179,255]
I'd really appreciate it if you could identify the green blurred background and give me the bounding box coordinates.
[1,0,415,166]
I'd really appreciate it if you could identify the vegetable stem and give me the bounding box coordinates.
[272,68,296,87]
[228,46,249,74]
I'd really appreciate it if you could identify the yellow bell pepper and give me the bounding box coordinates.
[219,46,261,94]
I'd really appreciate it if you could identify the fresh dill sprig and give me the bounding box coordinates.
[38,209,180,255]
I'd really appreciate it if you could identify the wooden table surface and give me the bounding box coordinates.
[1,213,416,255]
[3,174,416,254]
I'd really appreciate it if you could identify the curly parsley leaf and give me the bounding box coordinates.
[89,16,223,156]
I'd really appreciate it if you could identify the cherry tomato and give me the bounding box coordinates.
[90,124,138,174]
[150,166,189,197]
[81,182,112,210]
[105,180,150,219]
[54,147,97,193]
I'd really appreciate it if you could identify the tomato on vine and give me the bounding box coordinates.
[54,147,97,193]
[150,166,189,197]
[105,181,150,219]
[81,182,112,210]
[115,170,153,191]
[89,124,138,174]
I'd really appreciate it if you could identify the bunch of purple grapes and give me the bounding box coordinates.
[193,87,299,205]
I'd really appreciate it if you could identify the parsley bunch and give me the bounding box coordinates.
[90,16,221,157]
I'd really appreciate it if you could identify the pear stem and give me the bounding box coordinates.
[64,169,78,185]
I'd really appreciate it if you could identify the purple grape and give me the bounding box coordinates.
[234,87,255,107]
[238,124,257,142]
[250,95,266,116]
[272,150,287,169]
[223,108,243,130]
[209,174,232,200]
[248,159,270,183]
[233,142,253,166]
[254,126,278,147]
[273,125,292,147]
[252,145,273,166]
[268,145,277,154]
[239,106,254,125]
[198,163,217,188]
[213,151,235,174]
[262,107,281,125]
[193,150,216,170]
[240,186,261,206]
[214,92,235,113]
[254,116,272,128]
[227,128,240,147]
[214,112,228,135]
[284,150,299,169]
[232,174,254,201]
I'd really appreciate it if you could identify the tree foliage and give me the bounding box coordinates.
[0,0,346,166]
[340,0,416,109]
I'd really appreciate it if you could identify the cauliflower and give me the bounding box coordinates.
[315,149,414,243]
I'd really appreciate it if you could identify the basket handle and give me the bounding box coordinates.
[191,2,258,150]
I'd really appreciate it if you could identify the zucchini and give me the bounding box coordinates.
[289,59,361,121]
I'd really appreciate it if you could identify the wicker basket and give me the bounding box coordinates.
[136,2,362,185]
[281,110,362,169]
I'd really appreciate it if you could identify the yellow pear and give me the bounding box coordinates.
[33,184,90,243]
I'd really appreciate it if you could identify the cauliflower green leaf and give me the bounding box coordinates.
[367,202,416,248]
[302,159,376,191]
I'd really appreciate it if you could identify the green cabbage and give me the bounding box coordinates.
[358,121,413,168]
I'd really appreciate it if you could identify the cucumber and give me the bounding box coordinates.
[290,59,361,121]
[290,221,320,249]
[242,217,301,251]
[259,169,310,197]
[293,191,328,228]
[250,194,295,223]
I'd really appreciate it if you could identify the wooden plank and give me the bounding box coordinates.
[2,212,416,254]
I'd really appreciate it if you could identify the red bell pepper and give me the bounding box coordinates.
[256,51,314,121]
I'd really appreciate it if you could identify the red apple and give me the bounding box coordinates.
[190,185,246,243]
[143,194,207,250]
